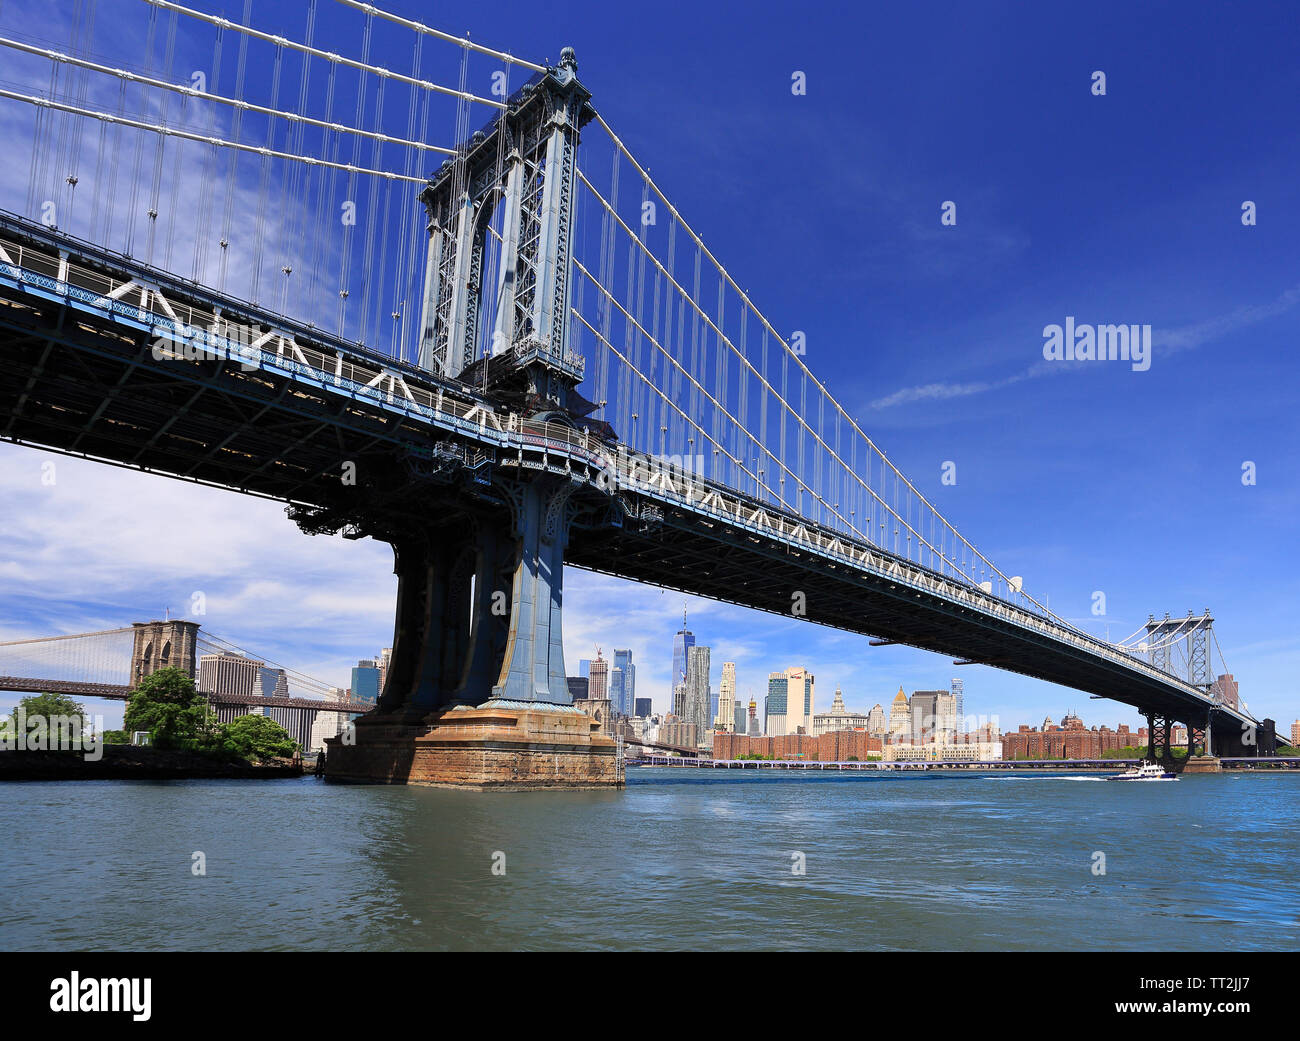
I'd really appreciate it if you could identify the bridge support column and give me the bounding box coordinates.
[325,481,619,790]
[491,477,574,705]
[1183,715,1222,773]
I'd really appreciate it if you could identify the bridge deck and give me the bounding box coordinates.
[0,213,1262,739]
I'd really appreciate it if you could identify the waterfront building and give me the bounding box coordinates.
[887,687,910,738]
[309,690,350,753]
[716,662,737,732]
[812,688,868,735]
[589,651,609,700]
[1001,715,1148,760]
[951,677,965,734]
[714,730,884,762]
[613,648,635,717]
[659,717,698,749]
[685,645,712,745]
[1292,720,1300,747]
[883,740,1003,762]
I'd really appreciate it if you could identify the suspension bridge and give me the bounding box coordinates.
[0,0,1281,786]
[0,619,373,745]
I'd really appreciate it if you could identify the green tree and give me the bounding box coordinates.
[220,714,297,762]
[4,692,93,748]
[123,667,213,749]
[7,691,89,730]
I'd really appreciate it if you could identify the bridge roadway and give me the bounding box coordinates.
[0,676,371,715]
[0,213,1266,748]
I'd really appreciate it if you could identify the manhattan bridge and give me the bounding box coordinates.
[0,0,1278,785]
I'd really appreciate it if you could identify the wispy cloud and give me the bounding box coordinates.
[868,283,1300,410]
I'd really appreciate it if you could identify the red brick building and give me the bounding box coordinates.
[712,730,883,761]
[1001,713,1147,760]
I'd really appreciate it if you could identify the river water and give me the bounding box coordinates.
[2,768,1296,951]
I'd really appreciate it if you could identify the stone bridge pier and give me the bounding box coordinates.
[322,476,620,790]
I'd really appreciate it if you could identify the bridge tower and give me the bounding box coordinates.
[130,620,200,687]
[306,49,619,789]
[415,45,591,409]
[1143,610,1213,686]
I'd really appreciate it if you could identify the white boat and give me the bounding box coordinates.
[1107,761,1177,782]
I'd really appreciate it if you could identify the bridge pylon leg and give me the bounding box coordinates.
[490,476,574,705]
[325,480,620,790]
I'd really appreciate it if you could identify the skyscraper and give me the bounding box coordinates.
[672,683,687,719]
[351,659,381,705]
[935,691,957,744]
[609,666,624,718]
[589,651,609,700]
[951,678,965,734]
[910,690,941,743]
[716,661,737,731]
[672,607,695,704]
[197,652,262,698]
[784,666,815,735]
[888,687,910,738]
[747,698,761,737]
[765,672,788,736]
[614,648,635,717]
[684,645,711,744]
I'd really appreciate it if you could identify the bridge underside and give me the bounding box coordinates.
[568,506,1270,750]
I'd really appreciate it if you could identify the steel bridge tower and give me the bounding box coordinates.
[290,49,620,788]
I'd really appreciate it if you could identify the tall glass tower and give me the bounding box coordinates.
[671,607,694,714]
[614,649,635,717]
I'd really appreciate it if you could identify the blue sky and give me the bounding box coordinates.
[1,0,1297,733]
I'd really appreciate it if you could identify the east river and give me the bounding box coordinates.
[2,769,1296,951]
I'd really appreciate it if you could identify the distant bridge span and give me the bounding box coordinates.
[0,675,371,715]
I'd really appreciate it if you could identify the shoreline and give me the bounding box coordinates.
[0,745,303,781]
